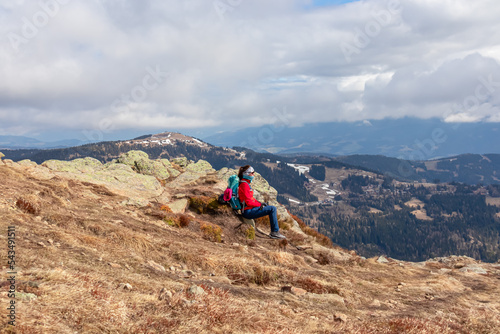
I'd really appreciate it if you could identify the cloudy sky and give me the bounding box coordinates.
[1,0,500,141]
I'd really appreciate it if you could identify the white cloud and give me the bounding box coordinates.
[1,0,500,140]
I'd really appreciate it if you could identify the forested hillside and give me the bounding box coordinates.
[291,182,500,262]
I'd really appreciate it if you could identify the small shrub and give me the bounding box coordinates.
[316,252,331,265]
[16,198,40,215]
[245,226,255,240]
[252,265,271,285]
[200,222,222,243]
[189,196,220,214]
[178,214,191,228]
[164,218,178,227]
[295,277,339,294]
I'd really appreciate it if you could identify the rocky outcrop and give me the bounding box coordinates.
[6,150,297,225]
[40,157,166,205]
[116,150,171,180]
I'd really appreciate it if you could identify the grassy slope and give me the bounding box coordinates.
[0,163,500,333]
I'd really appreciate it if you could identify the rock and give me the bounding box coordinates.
[370,299,381,307]
[146,260,166,273]
[118,283,133,290]
[334,313,347,322]
[168,199,189,214]
[15,292,37,301]
[454,262,466,269]
[166,160,215,188]
[42,157,165,202]
[116,150,170,180]
[377,256,389,264]
[0,152,4,160]
[291,287,307,296]
[188,285,205,297]
[160,159,181,177]
[171,157,191,168]
[43,157,104,174]
[459,265,488,274]
[439,268,452,274]
[108,263,122,268]
[327,294,345,305]
[18,159,38,167]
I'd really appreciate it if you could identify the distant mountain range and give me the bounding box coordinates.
[0,135,85,149]
[203,118,500,159]
[335,154,500,185]
[2,131,500,185]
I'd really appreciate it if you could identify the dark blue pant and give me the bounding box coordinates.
[242,205,279,232]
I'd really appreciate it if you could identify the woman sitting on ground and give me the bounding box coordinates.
[238,165,286,239]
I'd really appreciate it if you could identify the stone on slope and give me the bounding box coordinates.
[41,157,165,204]
[116,150,170,180]
[166,160,215,188]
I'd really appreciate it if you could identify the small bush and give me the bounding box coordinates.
[295,277,339,294]
[245,226,255,240]
[178,214,191,228]
[164,218,179,227]
[16,197,40,215]
[200,222,222,243]
[189,196,220,214]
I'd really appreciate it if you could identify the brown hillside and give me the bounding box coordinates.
[1,153,499,333]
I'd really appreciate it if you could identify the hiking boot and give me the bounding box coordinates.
[269,231,286,239]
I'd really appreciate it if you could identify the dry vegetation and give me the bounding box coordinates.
[1,164,500,333]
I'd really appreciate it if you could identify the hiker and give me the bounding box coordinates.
[238,165,286,239]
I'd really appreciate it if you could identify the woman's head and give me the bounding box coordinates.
[238,165,255,179]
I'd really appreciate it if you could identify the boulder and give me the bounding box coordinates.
[188,285,206,297]
[146,260,166,273]
[377,256,390,264]
[116,150,170,180]
[458,265,488,274]
[42,157,165,202]
[166,160,215,188]
[169,199,189,214]
[17,159,38,167]
[171,157,191,168]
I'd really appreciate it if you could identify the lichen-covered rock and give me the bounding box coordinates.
[169,199,189,214]
[116,150,170,180]
[186,160,213,173]
[161,159,181,177]
[43,157,104,174]
[171,157,191,168]
[41,156,165,202]
[166,160,215,188]
[17,159,38,167]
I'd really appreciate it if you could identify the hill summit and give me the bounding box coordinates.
[1,151,499,333]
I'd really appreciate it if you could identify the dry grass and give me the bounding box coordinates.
[1,164,500,333]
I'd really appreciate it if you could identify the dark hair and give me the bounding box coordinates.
[238,165,251,179]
